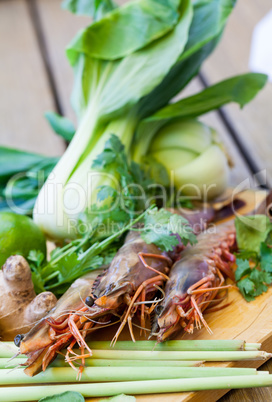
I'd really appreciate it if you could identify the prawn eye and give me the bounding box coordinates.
[85,296,95,307]
[267,204,272,218]
[154,305,164,316]
[14,334,24,347]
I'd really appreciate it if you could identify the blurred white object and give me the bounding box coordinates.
[249,9,272,82]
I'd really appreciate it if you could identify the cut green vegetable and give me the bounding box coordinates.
[3,376,272,401]
[0,367,263,385]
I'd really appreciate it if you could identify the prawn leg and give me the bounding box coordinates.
[111,275,165,346]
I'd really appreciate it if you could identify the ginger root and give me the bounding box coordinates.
[0,255,57,341]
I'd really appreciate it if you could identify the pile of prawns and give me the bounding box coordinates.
[15,201,247,378]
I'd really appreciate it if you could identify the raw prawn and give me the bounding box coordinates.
[18,232,171,376]
[18,270,105,376]
[151,222,236,342]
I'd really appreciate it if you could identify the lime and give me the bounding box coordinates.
[0,212,46,267]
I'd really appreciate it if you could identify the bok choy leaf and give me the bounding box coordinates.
[62,0,116,19]
[67,0,182,61]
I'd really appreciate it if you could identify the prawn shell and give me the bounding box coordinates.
[20,271,103,355]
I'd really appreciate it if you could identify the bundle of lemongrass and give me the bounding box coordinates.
[0,340,272,401]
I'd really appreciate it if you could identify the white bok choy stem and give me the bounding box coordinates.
[33,0,193,239]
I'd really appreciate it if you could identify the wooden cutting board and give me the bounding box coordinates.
[83,189,272,402]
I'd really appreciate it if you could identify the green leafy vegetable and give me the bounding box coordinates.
[38,391,84,402]
[234,214,272,301]
[45,111,75,142]
[141,207,196,251]
[62,0,116,19]
[0,147,58,214]
[67,0,181,60]
[29,136,193,295]
[138,0,237,118]
[34,0,194,239]
[145,73,268,122]
[235,214,272,253]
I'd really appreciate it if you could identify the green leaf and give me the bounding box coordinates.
[0,147,47,182]
[145,73,268,122]
[45,111,75,142]
[69,0,192,120]
[27,250,45,267]
[235,215,272,254]
[67,0,181,61]
[235,259,251,282]
[96,185,117,202]
[237,278,256,302]
[138,0,236,118]
[0,147,58,214]
[141,207,196,251]
[181,0,236,60]
[62,0,116,19]
[260,242,272,273]
[39,391,85,402]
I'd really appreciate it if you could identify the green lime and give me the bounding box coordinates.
[0,212,46,267]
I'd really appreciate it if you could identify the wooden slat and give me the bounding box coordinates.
[34,0,89,123]
[201,0,272,185]
[0,0,65,156]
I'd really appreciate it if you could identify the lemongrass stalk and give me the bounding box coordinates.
[0,358,203,369]
[0,342,18,358]
[3,375,272,401]
[85,340,257,351]
[80,349,271,361]
[0,367,263,385]
[3,348,269,361]
[0,340,261,359]
[245,343,262,351]
[52,359,203,368]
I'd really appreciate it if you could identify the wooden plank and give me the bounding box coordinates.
[0,0,65,156]
[34,0,89,123]
[201,0,272,185]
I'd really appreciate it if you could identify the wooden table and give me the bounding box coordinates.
[1,0,272,400]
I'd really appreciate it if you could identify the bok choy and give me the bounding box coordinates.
[1,0,266,240]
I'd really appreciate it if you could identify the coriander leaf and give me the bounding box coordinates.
[141,207,196,251]
[235,259,251,282]
[235,215,272,253]
[45,111,75,142]
[237,278,256,302]
[249,269,268,296]
[27,250,45,267]
[141,225,180,252]
[234,250,259,264]
[97,185,117,202]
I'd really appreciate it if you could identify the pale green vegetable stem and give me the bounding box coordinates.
[2,376,272,401]
[0,367,264,385]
